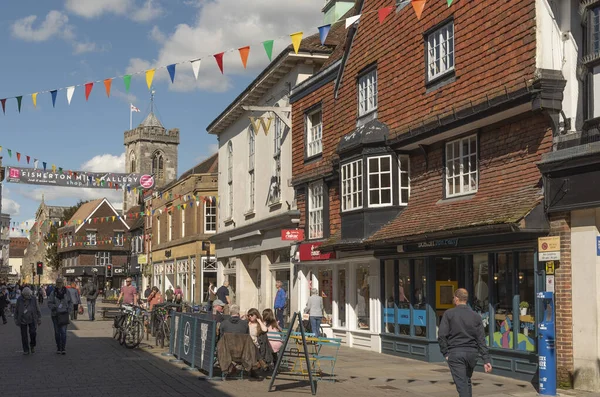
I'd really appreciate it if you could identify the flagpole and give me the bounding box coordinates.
[129,104,132,130]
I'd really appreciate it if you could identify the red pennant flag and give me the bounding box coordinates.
[16,152,21,162]
[26,156,30,164]
[0,99,5,114]
[214,52,225,74]
[85,82,94,101]
[412,0,426,20]
[378,6,394,24]
[238,46,250,69]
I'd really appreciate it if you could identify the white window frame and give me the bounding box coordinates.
[86,231,97,246]
[358,69,378,117]
[204,200,217,233]
[270,117,282,205]
[398,155,410,205]
[181,208,186,238]
[115,232,124,247]
[248,128,255,212]
[227,141,234,219]
[168,212,173,241]
[306,108,323,158]
[97,252,110,266]
[248,171,255,212]
[157,216,161,244]
[367,155,393,207]
[68,234,73,247]
[591,6,600,55]
[341,159,363,212]
[308,181,324,240]
[445,134,478,197]
[427,21,455,81]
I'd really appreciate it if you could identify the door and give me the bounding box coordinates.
[434,256,459,323]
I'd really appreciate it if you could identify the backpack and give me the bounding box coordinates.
[21,300,34,324]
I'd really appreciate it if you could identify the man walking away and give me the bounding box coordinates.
[165,286,174,303]
[15,287,41,355]
[48,278,73,355]
[67,282,82,320]
[438,288,492,397]
[216,281,231,315]
[0,286,9,324]
[38,286,45,304]
[82,280,99,321]
[273,280,286,328]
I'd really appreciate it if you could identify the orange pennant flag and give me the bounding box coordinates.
[104,79,112,97]
[412,0,426,20]
[16,152,21,162]
[238,46,250,69]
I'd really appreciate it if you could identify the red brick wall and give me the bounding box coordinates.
[549,213,573,386]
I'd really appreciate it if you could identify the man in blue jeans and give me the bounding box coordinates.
[82,279,99,321]
[273,280,286,328]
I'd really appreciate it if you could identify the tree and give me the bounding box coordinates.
[44,200,87,271]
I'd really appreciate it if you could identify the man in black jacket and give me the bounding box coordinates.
[438,288,492,397]
[82,280,99,321]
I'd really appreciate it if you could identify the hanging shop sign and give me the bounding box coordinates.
[298,242,335,261]
[281,229,304,241]
[5,166,154,190]
[538,236,561,261]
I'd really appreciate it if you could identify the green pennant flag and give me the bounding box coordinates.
[16,96,22,113]
[263,40,274,61]
[123,74,132,92]
[447,0,453,5]
[7,149,11,157]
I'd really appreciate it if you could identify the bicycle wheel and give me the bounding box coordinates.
[156,327,164,348]
[124,319,144,349]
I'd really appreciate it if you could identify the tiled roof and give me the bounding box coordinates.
[139,111,164,128]
[68,198,104,224]
[160,153,218,192]
[367,186,543,244]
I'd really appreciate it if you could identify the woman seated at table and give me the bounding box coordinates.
[247,308,271,371]
[263,308,282,363]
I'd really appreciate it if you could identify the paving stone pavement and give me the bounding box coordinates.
[1,302,598,397]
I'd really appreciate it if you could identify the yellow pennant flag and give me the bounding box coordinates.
[112,216,116,222]
[146,69,155,90]
[52,164,56,173]
[290,31,303,54]
[32,93,38,108]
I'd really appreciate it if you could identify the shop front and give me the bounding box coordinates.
[377,233,543,381]
[295,243,382,351]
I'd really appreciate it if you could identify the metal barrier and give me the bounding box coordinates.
[168,311,217,378]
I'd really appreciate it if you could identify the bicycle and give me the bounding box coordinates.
[113,304,144,349]
[152,303,179,348]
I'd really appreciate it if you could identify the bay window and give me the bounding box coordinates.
[367,155,392,207]
[341,159,363,211]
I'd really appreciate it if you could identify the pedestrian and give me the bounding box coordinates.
[144,286,152,300]
[82,279,99,321]
[304,288,324,337]
[117,278,138,306]
[174,285,183,304]
[165,286,174,303]
[216,281,231,315]
[273,280,286,328]
[67,282,82,320]
[38,286,45,304]
[0,286,9,325]
[438,288,492,397]
[14,287,41,355]
[147,287,164,310]
[48,278,73,355]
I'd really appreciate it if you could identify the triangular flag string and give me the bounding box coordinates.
[238,46,250,69]
[146,69,155,90]
[214,52,225,74]
[191,59,201,80]
[85,82,94,101]
[262,40,274,61]
[16,96,22,113]
[167,64,176,83]
[123,75,132,92]
[290,32,303,54]
[345,15,361,28]
[412,0,426,20]
[32,93,38,108]
[378,6,394,24]
[66,86,75,105]
[318,25,331,45]
[104,79,112,97]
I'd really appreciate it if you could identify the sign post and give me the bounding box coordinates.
[537,292,557,396]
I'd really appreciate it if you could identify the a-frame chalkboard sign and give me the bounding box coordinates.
[267,311,317,395]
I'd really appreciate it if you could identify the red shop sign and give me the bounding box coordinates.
[281,229,305,241]
[298,242,336,261]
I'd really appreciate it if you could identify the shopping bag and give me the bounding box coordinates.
[78,305,84,315]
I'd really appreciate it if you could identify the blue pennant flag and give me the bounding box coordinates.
[167,64,176,83]
[318,24,331,45]
[43,162,47,171]
[50,90,57,107]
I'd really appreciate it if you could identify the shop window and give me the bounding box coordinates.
[383,260,396,334]
[355,265,372,330]
[492,253,514,350]
[472,253,490,345]
[337,269,346,328]
[317,268,333,323]
[413,259,427,337]
[517,252,536,351]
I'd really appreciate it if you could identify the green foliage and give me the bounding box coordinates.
[44,200,87,271]
[519,301,529,309]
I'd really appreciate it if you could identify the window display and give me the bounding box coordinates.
[317,268,333,323]
[337,269,346,328]
[355,265,371,330]
[472,253,490,345]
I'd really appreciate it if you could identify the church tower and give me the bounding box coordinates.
[123,96,179,212]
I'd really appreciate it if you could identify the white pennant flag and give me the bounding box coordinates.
[66,86,75,105]
[345,14,361,28]
[191,59,201,80]
[34,159,39,169]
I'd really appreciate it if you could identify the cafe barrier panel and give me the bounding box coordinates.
[169,311,217,378]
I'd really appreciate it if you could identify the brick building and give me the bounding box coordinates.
[149,154,218,304]
[288,0,585,387]
[57,198,130,288]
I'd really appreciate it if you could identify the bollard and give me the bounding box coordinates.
[537,292,556,396]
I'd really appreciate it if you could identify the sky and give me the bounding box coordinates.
[0,0,325,237]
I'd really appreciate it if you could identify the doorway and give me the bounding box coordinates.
[434,256,460,323]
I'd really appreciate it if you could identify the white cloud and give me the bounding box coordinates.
[11,10,72,42]
[65,0,163,22]
[126,0,324,92]
[10,218,35,238]
[81,153,126,173]
[112,89,139,105]
[72,40,105,54]
[194,143,219,162]
[2,198,21,217]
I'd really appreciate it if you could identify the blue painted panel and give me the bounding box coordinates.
[383,308,427,326]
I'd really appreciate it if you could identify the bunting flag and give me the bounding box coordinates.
[290,32,303,54]
[123,75,132,92]
[104,79,112,97]
[191,59,201,80]
[412,0,426,20]
[16,153,21,162]
[346,15,361,28]
[32,93,38,108]
[214,52,225,74]
[8,149,11,157]
[16,96,22,113]
[34,159,38,169]
[263,40,274,61]
[378,6,394,24]
[167,64,176,83]
[318,25,331,45]
[50,90,57,107]
[26,156,30,164]
[238,46,250,69]
[145,69,155,90]
[447,0,453,5]
[1,99,6,114]
[43,162,47,171]
[85,82,94,101]
[66,86,75,105]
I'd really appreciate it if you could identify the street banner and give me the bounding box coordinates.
[4,166,154,190]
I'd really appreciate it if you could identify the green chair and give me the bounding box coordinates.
[312,338,342,382]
